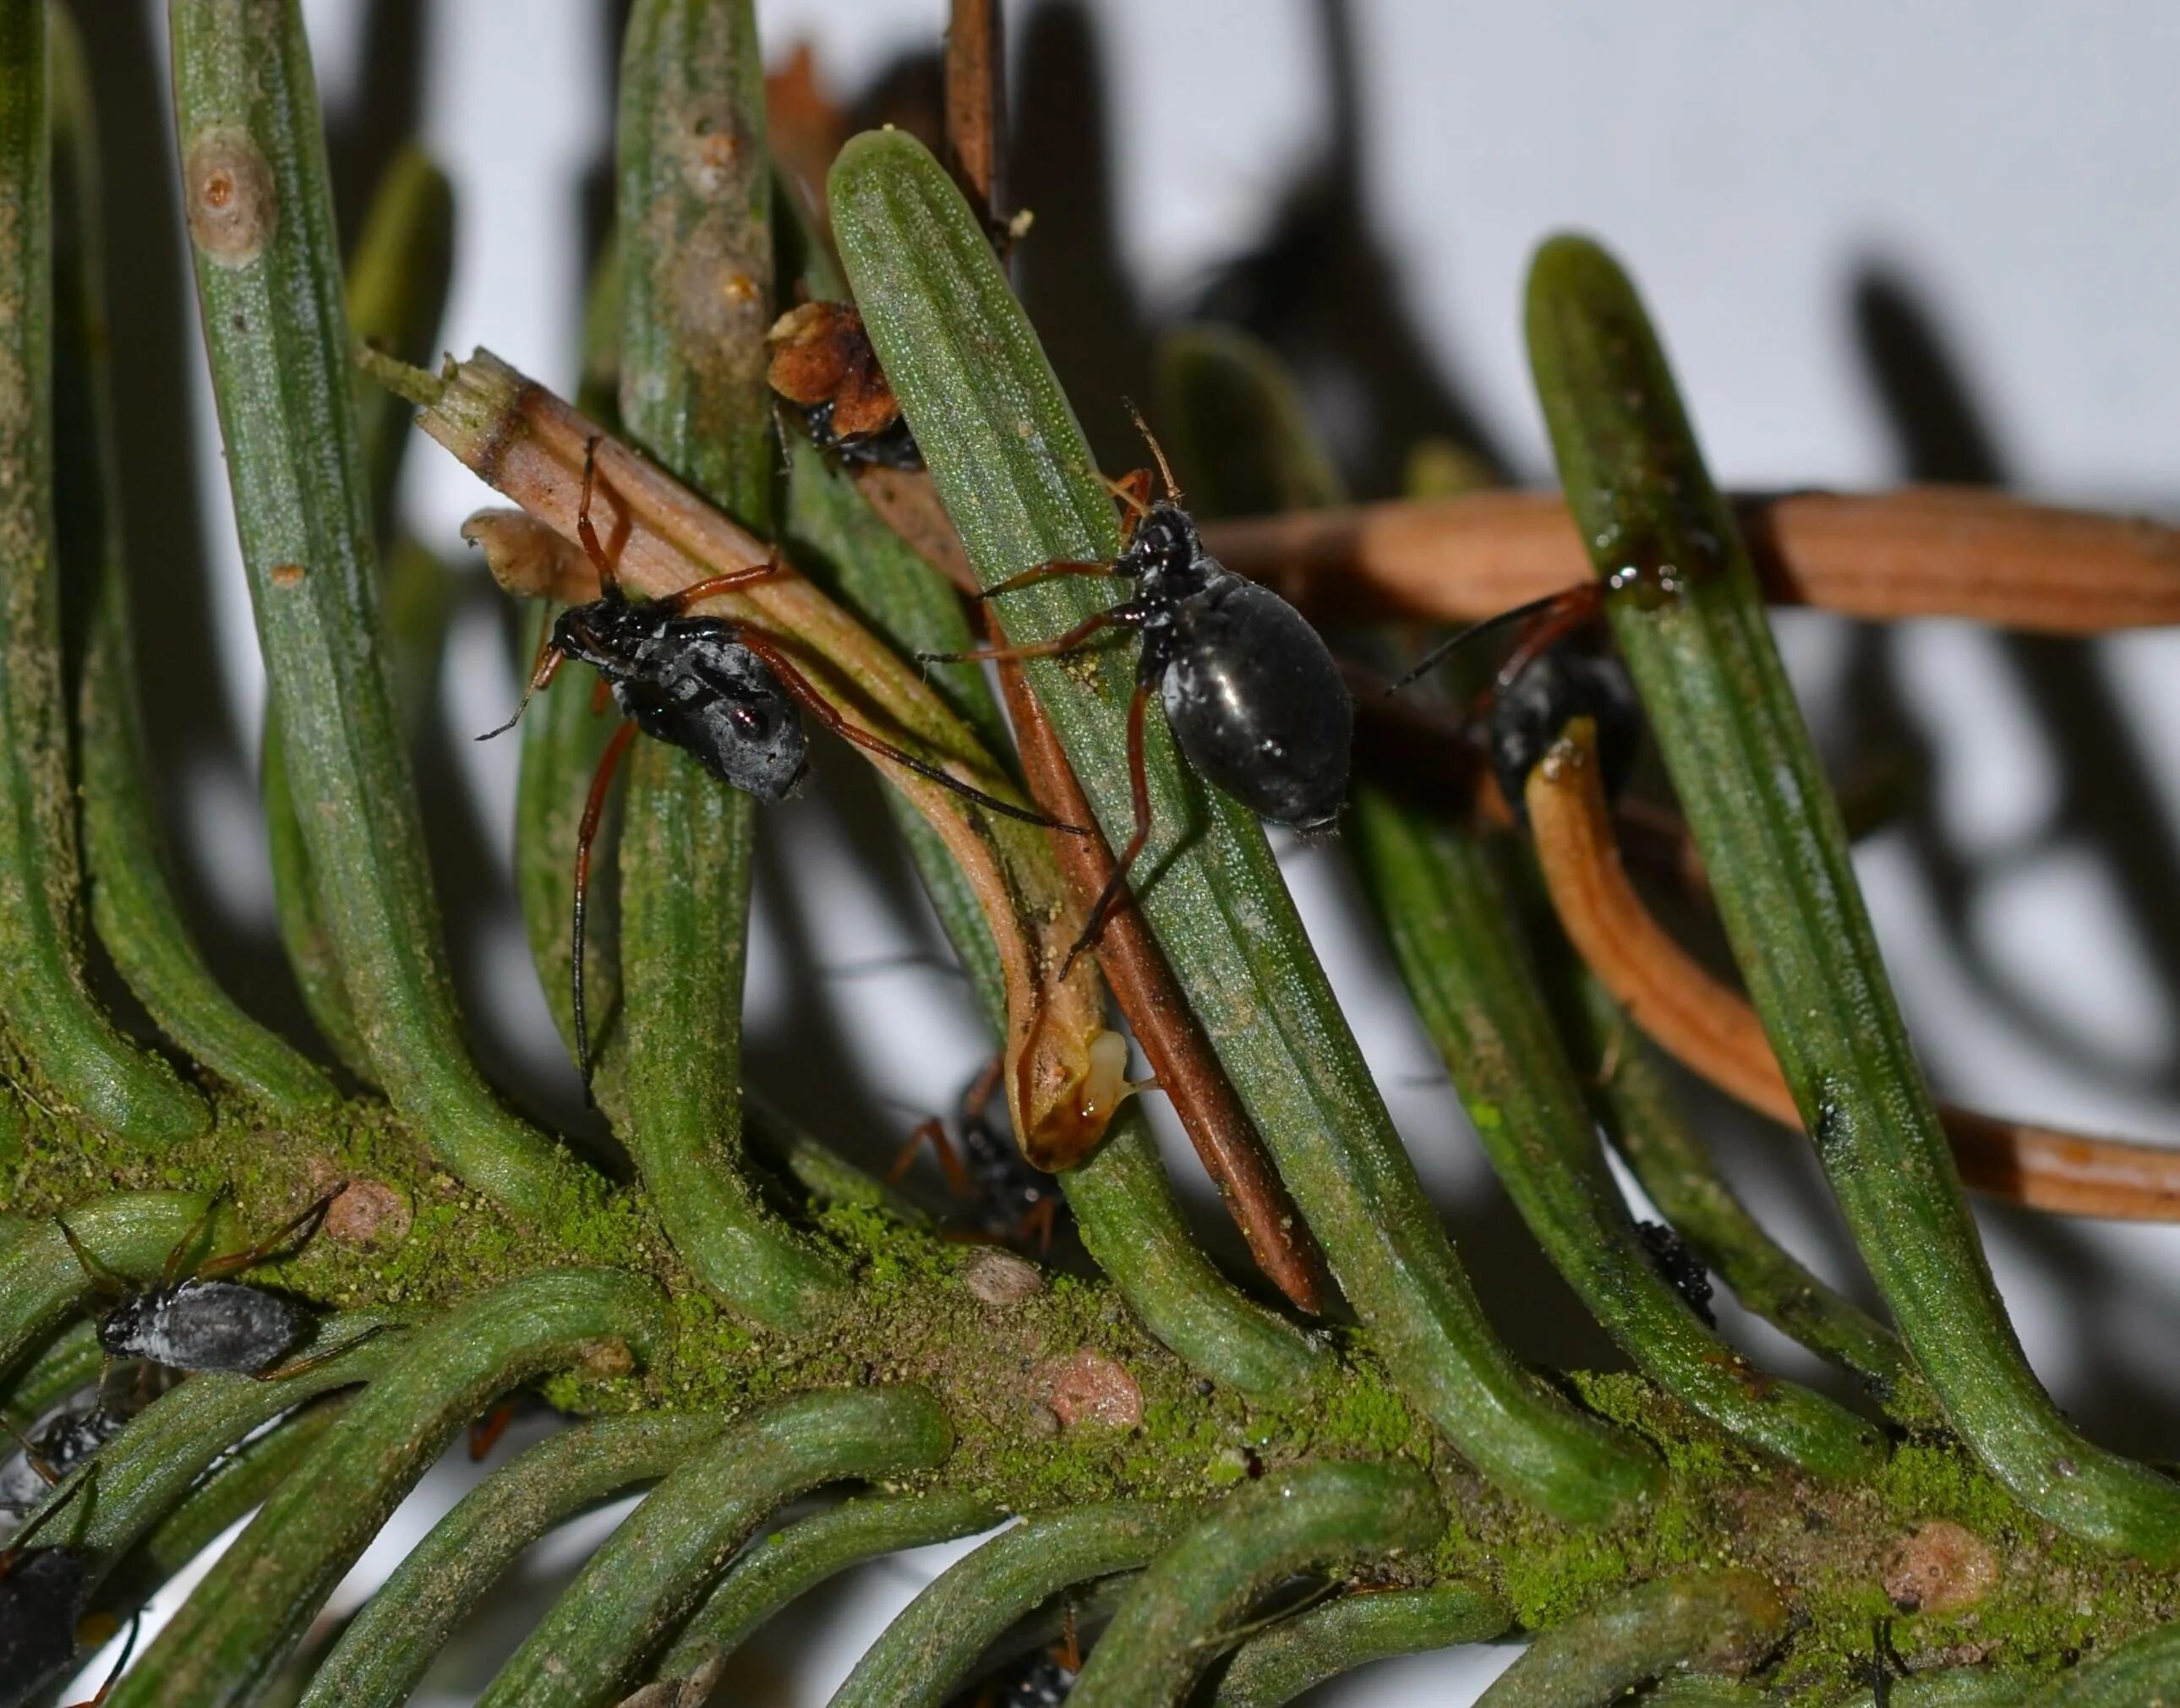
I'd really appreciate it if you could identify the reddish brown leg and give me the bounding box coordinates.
[888,1117,974,1198]
[661,549,787,614]
[470,1397,519,1462]
[1013,1196,1058,1254]
[967,559,1119,603]
[1060,682,1154,976]
[574,435,620,595]
[0,1416,57,1492]
[55,1217,128,1301]
[197,1188,342,1282]
[250,1321,393,1384]
[161,1186,233,1287]
[63,1612,140,1707]
[572,719,639,1099]
[588,673,613,718]
[734,630,1090,835]
[959,1053,1005,1128]
[1105,466,1156,536]
[915,604,1129,665]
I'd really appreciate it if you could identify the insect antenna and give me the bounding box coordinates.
[1385,584,1601,695]
[1123,399,1184,507]
[477,621,566,742]
[64,1609,141,1708]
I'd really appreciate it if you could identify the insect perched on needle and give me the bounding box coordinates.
[921,414,1354,965]
[1482,642,1642,821]
[57,1187,340,1380]
[480,439,1084,1097]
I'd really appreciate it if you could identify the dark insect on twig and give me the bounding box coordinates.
[889,1056,1074,1252]
[479,439,1085,1098]
[56,1187,341,1380]
[921,413,1354,968]
[767,301,923,470]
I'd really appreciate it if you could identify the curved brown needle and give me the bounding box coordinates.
[1526,718,2180,1221]
[1204,488,2180,637]
[997,647,1330,1313]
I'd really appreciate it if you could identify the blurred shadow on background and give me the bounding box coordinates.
[1851,269,2180,1096]
[1849,265,2180,1446]
[323,0,423,252]
[1185,0,1508,499]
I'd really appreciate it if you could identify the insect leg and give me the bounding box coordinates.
[915,603,1129,665]
[966,559,1122,603]
[572,719,639,1101]
[161,1185,234,1288]
[52,1219,128,1301]
[249,1320,396,1384]
[0,1415,57,1488]
[469,1397,520,1462]
[1011,1195,1057,1255]
[735,630,1092,836]
[574,435,621,598]
[63,1611,140,1708]
[887,1117,974,1198]
[1059,681,1155,976]
[659,548,788,615]
[195,1187,343,1281]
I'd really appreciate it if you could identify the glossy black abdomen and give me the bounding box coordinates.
[1160,576,1352,831]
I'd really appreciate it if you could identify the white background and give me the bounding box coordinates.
[63,2,2180,1703]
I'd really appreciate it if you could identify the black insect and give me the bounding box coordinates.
[1635,1220,1714,1328]
[0,1476,98,1708]
[57,1188,337,1379]
[923,417,1353,963]
[0,1389,136,1517]
[891,1058,1073,1252]
[1486,644,1642,818]
[992,1648,1077,1707]
[480,439,1083,1095]
[801,399,923,472]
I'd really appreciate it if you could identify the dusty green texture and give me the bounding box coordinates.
[832,1500,1194,1708]
[1560,969,1924,1411]
[169,0,582,1218]
[0,1189,207,1372]
[303,1411,724,1708]
[1475,1569,1789,1706]
[1351,786,1882,1477]
[1525,232,2180,1561]
[1072,1462,1445,1707]
[1211,1583,1512,1707]
[106,1267,664,1708]
[830,123,1654,1527]
[651,1488,1003,1685]
[0,0,206,1145]
[609,0,852,1330]
[48,10,335,1116]
[476,1387,952,1707]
